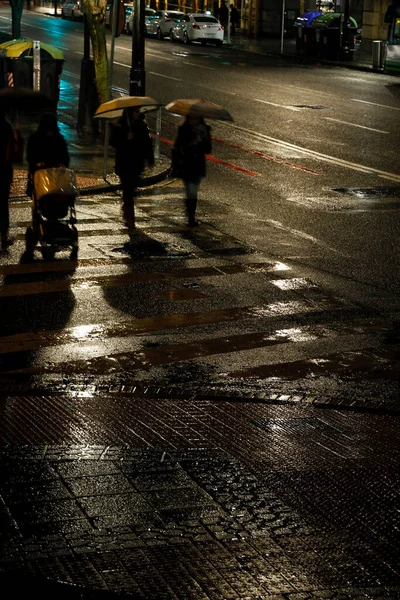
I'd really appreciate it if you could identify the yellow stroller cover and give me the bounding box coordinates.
[34,167,79,202]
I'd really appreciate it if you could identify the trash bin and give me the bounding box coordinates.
[294,11,321,54]
[302,26,319,57]
[0,40,64,105]
[309,13,358,61]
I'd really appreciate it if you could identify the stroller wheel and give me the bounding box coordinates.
[25,226,37,252]
[41,246,55,261]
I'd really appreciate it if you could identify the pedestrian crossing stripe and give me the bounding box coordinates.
[0,261,296,297]
[0,298,356,356]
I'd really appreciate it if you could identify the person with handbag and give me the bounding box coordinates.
[0,113,14,252]
[171,115,212,227]
[110,107,154,229]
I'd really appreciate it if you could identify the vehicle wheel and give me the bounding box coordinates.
[70,246,78,261]
[71,10,76,20]
[61,10,65,19]
[183,32,190,45]
[201,40,207,46]
[169,29,174,41]
[156,27,163,40]
[215,40,223,47]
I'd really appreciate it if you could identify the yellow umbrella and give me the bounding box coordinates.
[94,96,161,120]
[165,99,233,122]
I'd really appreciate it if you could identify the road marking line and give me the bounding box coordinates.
[351,98,400,112]
[323,117,389,134]
[182,61,217,70]
[254,99,302,112]
[149,71,182,81]
[217,121,400,182]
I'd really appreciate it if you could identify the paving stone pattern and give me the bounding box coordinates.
[0,396,399,598]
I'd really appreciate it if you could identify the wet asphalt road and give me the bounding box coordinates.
[1,7,400,599]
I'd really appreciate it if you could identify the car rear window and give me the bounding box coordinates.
[166,12,184,17]
[193,16,219,23]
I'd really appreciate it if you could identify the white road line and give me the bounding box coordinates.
[217,121,400,182]
[148,71,182,81]
[254,99,302,112]
[351,98,400,112]
[182,61,217,70]
[63,69,80,79]
[323,117,389,134]
[115,45,175,62]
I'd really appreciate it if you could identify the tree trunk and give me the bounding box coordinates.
[10,0,24,39]
[84,0,109,104]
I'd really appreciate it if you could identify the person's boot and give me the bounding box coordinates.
[186,198,198,226]
[122,202,135,229]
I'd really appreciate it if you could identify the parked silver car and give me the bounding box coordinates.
[145,10,186,39]
[61,0,84,20]
[126,6,156,34]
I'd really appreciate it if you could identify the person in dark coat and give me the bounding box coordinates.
[26,113,70,196]
[219,1,229,33]
[110,107,154,228]
[0,113,14,252]
[230,4,240,36]
[172,115,212,227]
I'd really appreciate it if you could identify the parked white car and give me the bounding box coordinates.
[145,10,186,39]
[170,13,224,46]
[126,6,156,34]
[61,0,84,20]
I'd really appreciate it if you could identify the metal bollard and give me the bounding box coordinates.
[372,40,384,69]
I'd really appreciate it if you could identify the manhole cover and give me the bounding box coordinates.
[291,105,331,110]
[332,187,400,198]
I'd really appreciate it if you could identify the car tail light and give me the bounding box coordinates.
[192,24,201,29]
[218,26,223,30]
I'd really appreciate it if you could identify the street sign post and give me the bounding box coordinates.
[33,40,40,91]
[130,0,146,96]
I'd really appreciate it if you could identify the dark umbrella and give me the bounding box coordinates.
[0,88,56,114]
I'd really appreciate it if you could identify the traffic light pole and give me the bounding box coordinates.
[130,0,146,96]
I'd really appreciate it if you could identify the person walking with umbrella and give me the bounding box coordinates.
[172,114,212,227]
[0,113,15,252]
[167,99,233,227]
[110,107,155,229]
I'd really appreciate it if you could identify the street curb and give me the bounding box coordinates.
[77,162,172,196]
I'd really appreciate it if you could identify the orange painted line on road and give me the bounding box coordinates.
[158,136,260,177]
[212,136,321,175]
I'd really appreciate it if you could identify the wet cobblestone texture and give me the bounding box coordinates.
[0,395,399,598]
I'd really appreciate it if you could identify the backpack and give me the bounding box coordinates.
[6,129,24,164]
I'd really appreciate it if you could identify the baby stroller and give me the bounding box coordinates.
[25,166,79,260]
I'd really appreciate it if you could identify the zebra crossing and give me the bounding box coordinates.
[1,190,398,397]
